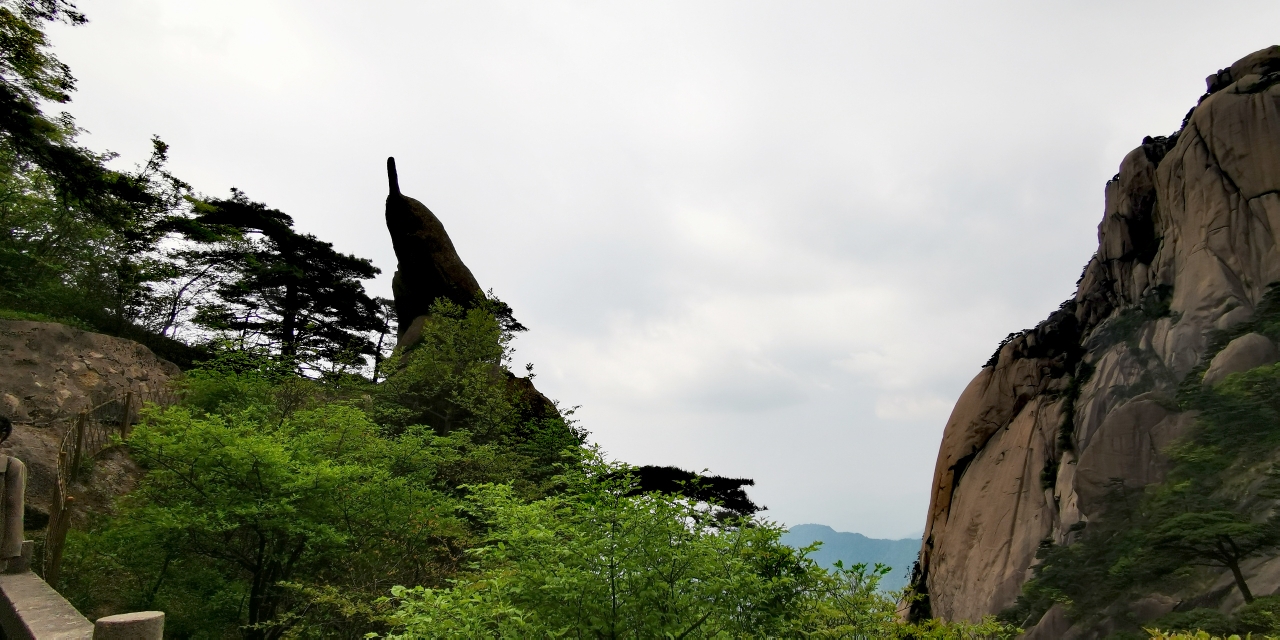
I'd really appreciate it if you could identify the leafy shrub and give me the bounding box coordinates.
[1150,609,1237,637]
[1237,595,1280,635]
[385,451,1020,639]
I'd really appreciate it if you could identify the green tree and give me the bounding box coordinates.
[61,369,477,638]
[386,452,820,639]
[374,297,583,488]
[385,452,1019,639]
[1148,510,1280,604]
[190,190,385,372]
[0,0,210,357]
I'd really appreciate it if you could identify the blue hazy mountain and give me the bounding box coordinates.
[780,524,921,592]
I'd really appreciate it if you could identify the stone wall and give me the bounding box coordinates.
[0,320,178,520]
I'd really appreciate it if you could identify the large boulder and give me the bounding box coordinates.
[1021,604,1070,640]
[379,159,560,426]
[1202,332,1279,386]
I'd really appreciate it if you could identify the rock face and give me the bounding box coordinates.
[384,157,483,345]
[0,321,178,426]
[0,320,178,519]
[916,45,1280,624]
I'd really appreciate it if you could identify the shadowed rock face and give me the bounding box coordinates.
[915,45,1280,625]
[384,157,482,341]
[380,159,561,426]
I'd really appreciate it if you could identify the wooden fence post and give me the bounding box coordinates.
[119,391,134,440]
[44,414,79,586]
[70,411,86,480]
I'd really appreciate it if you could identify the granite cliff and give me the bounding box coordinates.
[915,45,1280,633]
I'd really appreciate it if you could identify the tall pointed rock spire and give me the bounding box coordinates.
[387,156,401,196]
[383,157,482,344]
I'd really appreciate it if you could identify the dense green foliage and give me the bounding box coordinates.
[183,191,386,370]
[1141,595,1280,637]
[51,307,1022,638]
[57,297,584,638]
[385,464,1017,639]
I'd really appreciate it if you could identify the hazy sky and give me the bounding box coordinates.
[49,1,1280,538]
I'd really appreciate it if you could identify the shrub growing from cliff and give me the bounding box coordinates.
[373,297,585,491]
[1004,362,1280,632]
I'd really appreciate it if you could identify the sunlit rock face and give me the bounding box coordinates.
[916,45,1280,623]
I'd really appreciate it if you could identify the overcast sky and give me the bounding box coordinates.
[49,1,1280,538]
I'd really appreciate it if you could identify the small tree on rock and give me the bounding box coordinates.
[1148,511,1280,603]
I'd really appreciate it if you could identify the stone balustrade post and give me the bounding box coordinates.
[93,611,164,640]
[0,415,164,639]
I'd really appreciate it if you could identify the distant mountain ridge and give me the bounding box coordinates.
[781,524,920,592]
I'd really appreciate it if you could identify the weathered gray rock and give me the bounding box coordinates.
[917,45,1280,624]
[1213,553,1280,612]
[0,570,93,639]
[1021,604,1070,640]
[924,396,1062,620]
[1129,594,1177,625]
[1202,332,1278,386]
[93,611,163,640]
[1073,394,1194,521]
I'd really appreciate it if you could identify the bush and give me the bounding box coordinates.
[1236,595,1280,635]
[1150,609,1237,637]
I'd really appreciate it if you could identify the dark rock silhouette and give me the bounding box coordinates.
[381,158,554,428]
[384,157,483,341]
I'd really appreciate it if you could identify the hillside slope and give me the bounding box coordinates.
[914,45,1280,632]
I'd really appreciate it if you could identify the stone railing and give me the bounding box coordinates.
[0,408,166,639]
[0,543,164,639]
